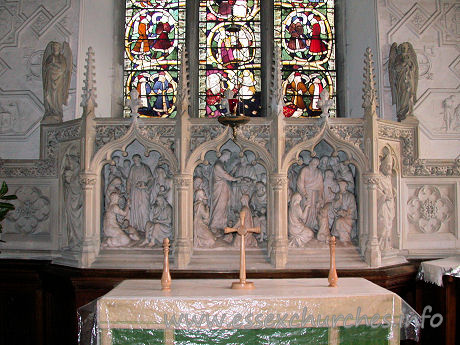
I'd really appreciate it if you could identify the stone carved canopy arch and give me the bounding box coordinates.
[379,144,400,176]
[282,125,368,176]
[186,126,274,175]
[90,121,178,174]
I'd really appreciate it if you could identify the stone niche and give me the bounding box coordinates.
[193,140,267,250]
[288,142,358,249]
[101,140,174,250]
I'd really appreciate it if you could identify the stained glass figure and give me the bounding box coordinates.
[199,0,262,118]
[275,0,336,117]
[124,0,185,117]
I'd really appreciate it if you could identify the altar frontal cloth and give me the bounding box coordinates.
[92,278,420,344]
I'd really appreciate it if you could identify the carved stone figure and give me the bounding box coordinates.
[105,177,123,209]
[377,149,396,251]
[127,154,153,232]
[143,194,172,247]
[389,42,419,121]
[318,88,333,118]
[102,192,131,248]
[296,157,324,228]
[289,193,314,247]
[442,95,456,131]
[233,194,258,248]
[194,189,216,248]
[332,180,357,242]
[128,88,142,117]
[210,150,239,236]
[317,202,330,243]
[42,41,72,123]
[62,153,82,249]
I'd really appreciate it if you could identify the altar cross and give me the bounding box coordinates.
[225,211,260,289]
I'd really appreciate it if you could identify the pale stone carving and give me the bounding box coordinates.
[7,186,50,234]
[81,46,97,117]
[127,154,153,233]
[296,157,324,229]
[407,185,454,234]
[441,95,459,132]
[233,194,258,248]
[62,150,83,249]
[128,88,142,117]
[332,180,357,242]
[318,88,333,118]
[288,148,358,246]
[362,47,378,118]
[193,189,216,248]
[317,202,331,243]
[288,193,314,247]
[389,42,419,121]
[194,145,267,248]
[102,192,131,248]
[143,193,172,247]
[377,148,396,251]
[209,150,239,237]
[42,41,72,123]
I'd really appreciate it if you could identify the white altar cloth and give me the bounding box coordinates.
[97,278,406,344]
[418,256,460,287]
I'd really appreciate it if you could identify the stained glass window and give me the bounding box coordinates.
[274,0,336,117]
[198,1,262,118]
[124,0,186,117]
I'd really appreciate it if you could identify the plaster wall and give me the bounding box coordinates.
[376,0,460,159]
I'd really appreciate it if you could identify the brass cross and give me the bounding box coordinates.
[225,211,260,289]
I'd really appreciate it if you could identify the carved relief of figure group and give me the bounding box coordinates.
[193,148,267,249]
[102,152,173,249]
[288,154,357,247]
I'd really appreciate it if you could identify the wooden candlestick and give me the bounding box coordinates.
[161,238,171,291]
[328,236,338,287]
[225,212,260,289]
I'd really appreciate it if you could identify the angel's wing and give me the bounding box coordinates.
[62,42,73,106]
[388,42,398,105]
[42,42,54,100]
[406,43,418,102]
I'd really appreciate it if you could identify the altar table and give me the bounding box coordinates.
[97,278,406,345]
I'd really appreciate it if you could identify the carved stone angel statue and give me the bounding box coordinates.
[388,42,418,122]
[42,41,72,123]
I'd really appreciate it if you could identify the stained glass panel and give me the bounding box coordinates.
[199,1,262,118]
[124,0,185,117]
[274,0,336,117]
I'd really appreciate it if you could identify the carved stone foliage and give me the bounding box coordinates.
[190,124,225,152]
[101,140,173,249]
[62,144,83,250]
[0,123,81,177]
[378,123,460,176]
[236,124,271,152]
[288,143,358,247]
[95,125,130,153]
[193,140,267,249]
[329,125,364,152]
[285,124,322,153]
[6,186,50,235]
[138,125,175,152]
[407,185,454,234]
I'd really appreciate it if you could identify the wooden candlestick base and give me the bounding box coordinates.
[328,236,338,287]
[161,238,171,291]
[231,281,255,290]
